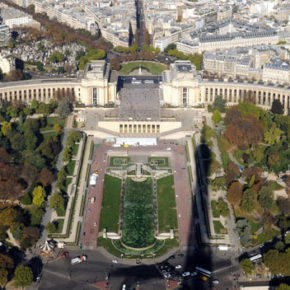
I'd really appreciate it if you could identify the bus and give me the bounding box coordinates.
[195,266,212,277]
[249,254,262,262]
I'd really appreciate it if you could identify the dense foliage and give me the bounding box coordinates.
[122,178,155,248]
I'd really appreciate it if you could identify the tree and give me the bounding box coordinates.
[0,268,8,287]
[53,123,62,133]
[62,147,72,162]
[67,130,81,146]
[226,161,240,185]
[264,124,283,145]
[277,198,290,215]
[4,69,24,82]
[275,241,285,251]
[55,99,71,119]
[240,258,254,276]
[276,284,290,290]
[110,58,121,70]
[29,206,44,226]
[20,227,40,249]
[212,95,226,113]
[32,186,46,207]
[49,191,65,213]
[0,254,14,270]
[0,207,19,227]
[212,109,222,124]
[216,198,229,217]
[45,222,56,233]
[164,43,176,53]
[38,168,54,187]
[143,29,150,45]
[241,189,256,212]
[271,99,284,114]
[258,186,273,210]
[1,121,11,136]
[263,249,281,274]
[24,130,38,150]
[227,181,243,206]
[13,265,33,288]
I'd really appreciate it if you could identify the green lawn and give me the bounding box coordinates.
[213,221,227,234]
[122,178,155,248]
[157,175,178,233]
[55,219,64,233]
[40,117,65,132]
[110,157,130,167]
[251,229,280,246]
[65,160,76,176]
[148,157,169,167]
[99,175,122,232]
[248,220,263,235]
[119,62,167,75]
[211,200,220,218]
[72,143,79,156]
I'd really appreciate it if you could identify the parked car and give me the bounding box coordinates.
[182,272,191,277]
[213,279,219,284]
[112,259,118,264]
[175,265,182,270]
[191,272,198,277]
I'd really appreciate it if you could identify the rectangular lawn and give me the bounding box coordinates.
[122,178,155,248]
[157,175,177,233]
[99,175,122,232]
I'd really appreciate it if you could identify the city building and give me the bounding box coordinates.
[0,7,35,28]
[0,24,10,47]
[0,53,15,74]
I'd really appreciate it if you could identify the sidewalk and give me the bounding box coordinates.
[53,136,93,244]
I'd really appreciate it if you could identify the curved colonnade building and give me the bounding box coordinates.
[0,60,289,136]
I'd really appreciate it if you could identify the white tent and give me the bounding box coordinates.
[116,138,157,146]
[40,240,54,252]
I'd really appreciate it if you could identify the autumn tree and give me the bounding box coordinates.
[0,254,14,270]
[0,268,8,287]
[110,58,121,70]
[224,106,242,126]
[240,258,254,276]
[38,168,54,187]
[13,265,33,288]
[263,250,290,276]
[0,207,19,227]
[225,114,264,148]
[143,29,150,45]
[226,161,240,185]
[212,109,222,124]
[227,181,243,206]
[4,69,24,82]
[32,186,46,207]
[20,227,40,249]
[1,121,11,136]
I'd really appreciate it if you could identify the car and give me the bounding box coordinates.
[169,255,175,260]
[182,272,191,277]
[191,272,198,277]
[83,232,86,236]
[177,253,184,257]
[213,279,219,284]
[112,259,118,264]
[175,265,182,270]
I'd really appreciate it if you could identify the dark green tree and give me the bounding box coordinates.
[258,186,273,210]
[271,99,284,115]
[212,95,226,113]
[13,265,33,288]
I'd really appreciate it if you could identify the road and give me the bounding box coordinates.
[136,0,145,47]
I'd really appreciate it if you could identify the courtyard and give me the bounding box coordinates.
[81,142,192,257]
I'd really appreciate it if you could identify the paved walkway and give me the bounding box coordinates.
[82,143,108,249]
